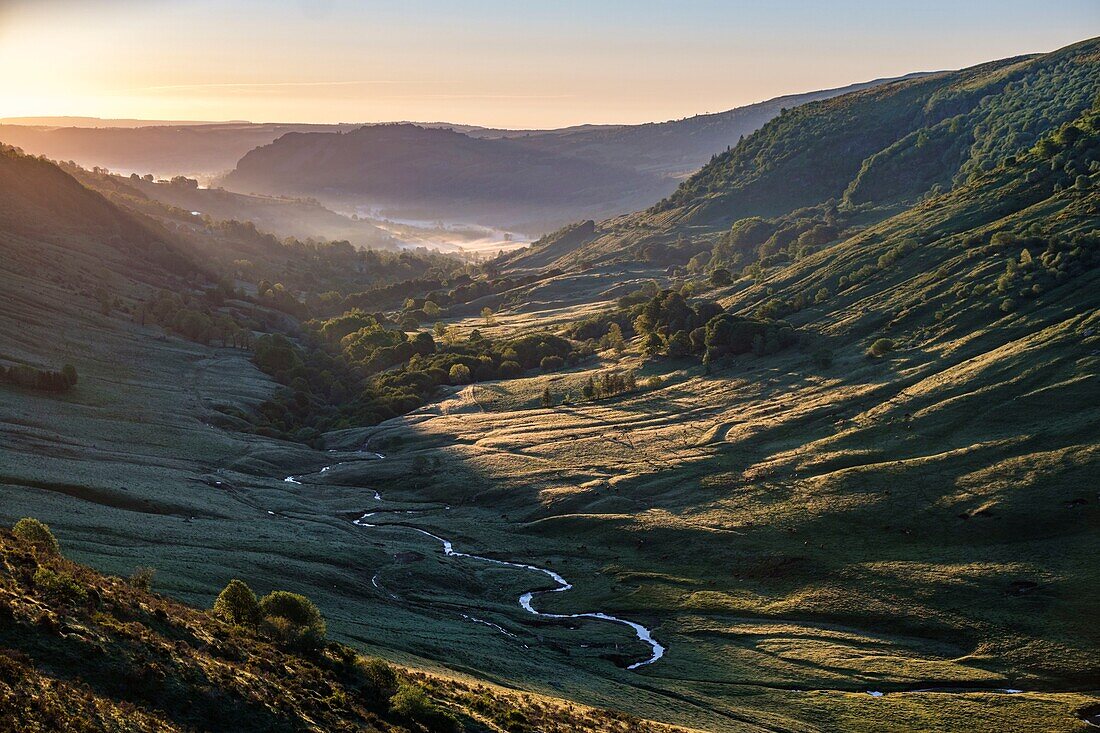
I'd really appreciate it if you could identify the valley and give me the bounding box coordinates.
[1,21,1098,733]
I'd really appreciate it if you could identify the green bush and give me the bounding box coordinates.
[356,657,398,707]
[213,579,262,626]
[448,363,472,385]
[539,355,564,372]
[33,567,87,606]
[868,338,895,357]
[129,566,156,592]
[13,518,59,555]
[390,684,460,732]
[260,590,326,649]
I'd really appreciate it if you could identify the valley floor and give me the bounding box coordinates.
[2,264,1097,732]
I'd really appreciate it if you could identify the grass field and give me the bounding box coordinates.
[3,208,1099,731]
[3,241,1099,729]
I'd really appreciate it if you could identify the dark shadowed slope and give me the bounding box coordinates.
[0,527,695,733]
[221,123,674,231]
[0,146,202,287]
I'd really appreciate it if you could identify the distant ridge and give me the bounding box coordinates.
[0,116,252,128]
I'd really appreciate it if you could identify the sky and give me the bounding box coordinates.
[0,0,1096,129]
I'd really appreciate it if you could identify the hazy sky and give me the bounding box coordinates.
[1,0,1096,128]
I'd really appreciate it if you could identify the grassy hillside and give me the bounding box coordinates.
[500,76,921,178]
[0,525,696,733]
[2,37,1099,733]
[510,38,1098,271]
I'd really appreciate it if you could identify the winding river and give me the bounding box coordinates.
[284,453,665,671]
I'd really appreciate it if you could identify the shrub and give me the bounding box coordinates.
[259,589,323,633]
[130,566,156,591]
[390,684,459,732]
[868,338,895,357]
[448,363,472,384]
[13,518,59,555]
[356,656,398,706]
[710,268,733,286]
[497,360,522,378]
[539,355,564,372]
[213,579,262,626]
[666,330,692,358]
[33,567,87,606]
[412,454,431,475]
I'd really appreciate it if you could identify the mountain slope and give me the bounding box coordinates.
[0,527,695,733]
[511,38,1098,270]
[500,75,926,178]
[329,41,1100,731]
[0,146,204,299]
[0,122,360,177]
[222,123,674,231]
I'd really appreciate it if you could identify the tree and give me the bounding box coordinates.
[259,590,326,638]
[498,360,522,378]
[666,330,692,358]
[541,387,553,408]
[12,517,59,555]
[213,579,262,626]
[710,268,733,286]
[448,363,472,384]
[358,657,399,705]
[642,332,664,358]
[687,252,710,274]
[582,377,596,400]
[61,363,78,387]
[422,301,441,318]
[481,306,496,326]
[606,323,625,354]
[624,370,637,391]
[540,355,564,372]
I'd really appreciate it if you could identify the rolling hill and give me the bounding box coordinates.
[0,122,361,178]
[220,123,672,232]
[2,77,904,236]
[508,38,1099,270]
[0,525,694,733]
[2,37,1099,733]
[494,75,926,179]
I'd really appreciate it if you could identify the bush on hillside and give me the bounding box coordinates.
[868,338,895,357]
[260,590,326,649]
[355,657,399,706]
[12,518,59,555]
[33,567,87,606]
[448,363,472,384]
[213,579,262,626]
[129,566,156,591]
[540,355,564,372]
[390,684,460,733]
